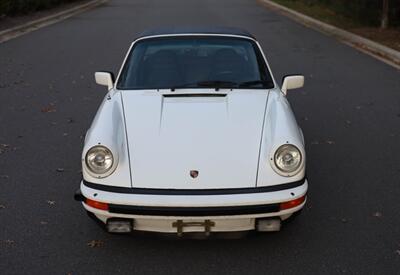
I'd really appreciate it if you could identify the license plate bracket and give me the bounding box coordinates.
[172,220,215,236]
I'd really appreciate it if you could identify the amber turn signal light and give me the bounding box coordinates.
[85,198,109,211]
[280,195,306,210]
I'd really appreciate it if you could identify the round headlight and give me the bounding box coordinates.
[85,146,114,176]
[274,144,302,175]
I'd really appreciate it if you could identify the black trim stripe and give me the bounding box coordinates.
[82,177,306,196]
[163,93,227,98]
[108,203,280,216]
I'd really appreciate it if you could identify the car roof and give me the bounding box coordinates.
[135,27,255,40]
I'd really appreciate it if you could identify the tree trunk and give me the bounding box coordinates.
[381,0,389,29]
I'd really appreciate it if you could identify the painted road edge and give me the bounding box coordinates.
[0,0,108,44]
[259,0,400,69]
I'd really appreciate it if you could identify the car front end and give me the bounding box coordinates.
[75,176,307,234]
[75,29,309,236]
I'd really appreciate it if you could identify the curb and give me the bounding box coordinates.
[0,0,108,44]
[259,0,400,68]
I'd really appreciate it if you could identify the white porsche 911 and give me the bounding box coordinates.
[74,27,308,235]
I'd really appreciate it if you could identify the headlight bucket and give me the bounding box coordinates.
[272,144,303,177]
[85,145,116,178]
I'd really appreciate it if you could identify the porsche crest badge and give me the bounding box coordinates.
[190,170,199,178]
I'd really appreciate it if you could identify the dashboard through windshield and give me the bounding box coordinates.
[117,36,274,90]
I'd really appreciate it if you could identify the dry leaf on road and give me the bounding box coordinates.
[41,104,56,113]
[87,240,104,248]
[372,211,382,218]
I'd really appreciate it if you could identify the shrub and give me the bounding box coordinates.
[0,0,80,16]
[283,0,400,27]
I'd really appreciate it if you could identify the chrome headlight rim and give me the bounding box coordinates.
[84,145,117,178]
[271,144,303,177]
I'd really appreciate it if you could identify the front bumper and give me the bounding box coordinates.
[76,178,308,233]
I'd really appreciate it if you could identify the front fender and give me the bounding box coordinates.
[257,89,306,187]
[82,90,131,188]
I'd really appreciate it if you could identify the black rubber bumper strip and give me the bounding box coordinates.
[74,189,85,202]
[108,203,280,216]
[82,177,306,196]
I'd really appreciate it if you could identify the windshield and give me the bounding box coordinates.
[117,36,274,90]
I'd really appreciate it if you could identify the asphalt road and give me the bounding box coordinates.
[1,0,400,274]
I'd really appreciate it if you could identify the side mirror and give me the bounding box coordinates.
[95,71,115,90]
[281,75,304,95]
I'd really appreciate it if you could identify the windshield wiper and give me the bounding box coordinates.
[170,80,238,91]
[238,80,274,88]
[170,82,199,91]
[170,80,272,91]
[196,80,237,87]
[196,80,238,90]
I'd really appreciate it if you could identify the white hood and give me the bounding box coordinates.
[121,89,269,189]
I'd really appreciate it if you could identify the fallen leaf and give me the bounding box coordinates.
[47,200,56,205]
[0,144,10,155]
[326,140,335,145]
[87,240,104,248]
[372,211,382,218]
[1,240,15,246]
[41,104,56,113]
